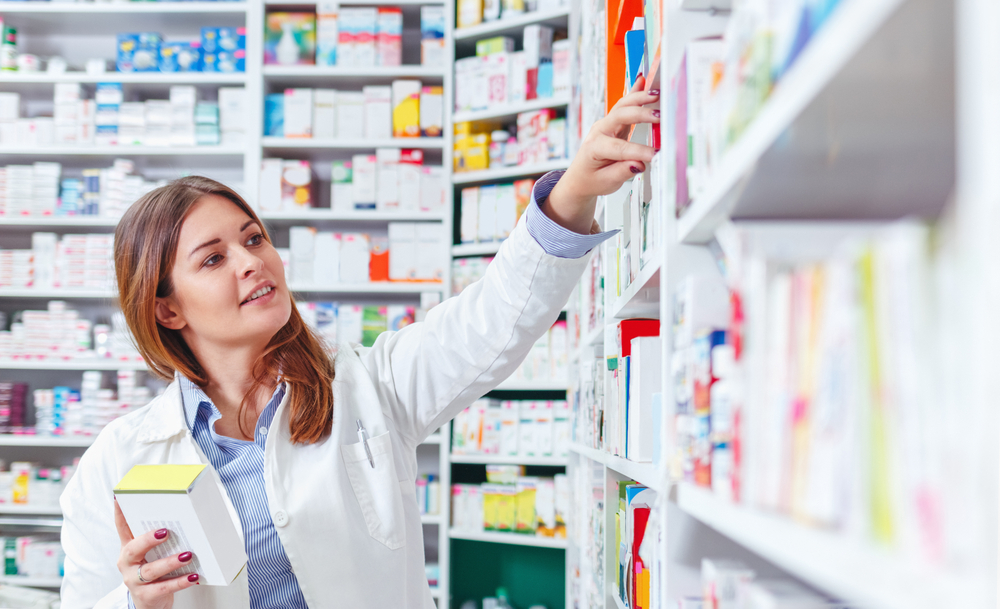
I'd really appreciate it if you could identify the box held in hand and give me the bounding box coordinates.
[114,464,246,587]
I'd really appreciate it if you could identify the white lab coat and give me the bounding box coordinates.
[59,218,590,609]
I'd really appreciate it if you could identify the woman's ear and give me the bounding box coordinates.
[154,297,186,330]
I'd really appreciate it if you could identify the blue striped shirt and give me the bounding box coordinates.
[126,170,612,607]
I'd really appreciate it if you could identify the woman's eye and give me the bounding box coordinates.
[204,254,223,267]
[247,233,264,247]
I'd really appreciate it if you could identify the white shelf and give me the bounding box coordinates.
[288,282,443,294]
[492,379,567,391]
[453,7,571,41]
[260,210,446,222]
[0,216,118,228]
[451,241,503,257]
[0,72,247,85]
[0,2,247,13]
[420,513,444,525]
[449,453,568,466]
[568,443,663,492]
[453,95,571,124]
[429,587,443,598]
[448,529,567,549]
[612,588,628,609]
[0,575,62,588]
[0,145,244,156]
[609,258,660,320]
[0,505,62,516]
[0,288,114,299]
[675,0,952,244]
[262,137,445,150]
[263,65,445,80]
[0,435,95,448]
[675,483,983,609]
[0,359,146,371]
[452,159,569,185]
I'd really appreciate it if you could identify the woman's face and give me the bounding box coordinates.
[154,194,291,352]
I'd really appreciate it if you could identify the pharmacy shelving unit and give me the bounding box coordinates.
[565,0,1000,608]
[253,0,456,602]
[446,4,578,608]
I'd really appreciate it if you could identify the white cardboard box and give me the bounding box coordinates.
[363,86,392,139]
[313,89,337,139]
[114,464,247,587]
[283,88,314,138]
[388,222,417,280]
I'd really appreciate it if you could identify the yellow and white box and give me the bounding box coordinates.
[114,464,247,586]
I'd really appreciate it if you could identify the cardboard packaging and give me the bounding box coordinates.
[522,25,553,99]
[419,86,443,137]
[114,464,247,587]
[259,158,283,211]
[314,231,341,285]
[336,91,365,139]
[264,13,316,65]
[398,149,423,211]
[283,88,313,138]
[281,160,313,209]
[420,166,444,212]
[351,154,377,209]
[420,7,446,67]
[330,160,353,211]
[289,226,317,283]
[316,1,339,66]
[388,222,417,280]
[363,86,392,139]
[339,233,371,283]
[392,80,422,137]
[313,89,337,139]
[377,8,402,66]
[376,147,401,210]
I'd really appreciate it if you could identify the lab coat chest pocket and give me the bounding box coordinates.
[341,430,406,550]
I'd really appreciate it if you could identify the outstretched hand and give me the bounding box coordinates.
[543,76,660,234]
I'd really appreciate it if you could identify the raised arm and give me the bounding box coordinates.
[360,80,660,446]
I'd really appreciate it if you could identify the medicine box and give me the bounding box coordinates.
[420,6,446,67]
[264,13,317,65]
[114,464,247,587]
[316,1,339,66]
[117,33,161,72]
[392,80,422,138]
[377,8,402,67]
[159,42,202,72]
[419,86,443,137]
[283,88,313,138]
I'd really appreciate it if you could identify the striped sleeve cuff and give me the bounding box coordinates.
[525,170,619,259]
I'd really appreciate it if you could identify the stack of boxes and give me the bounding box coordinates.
[54,233,115,291]
[451,256,493,294]
[0,162,60,216]
[265,7,444,67]
[451,398,571,457]
[459,178,534,244]
[30,370,151,437]
[264,82,442,140]
[117,28,246,73]
[451,469,569,538]
[0,247,33,289]
[284,222,445,286]
[296,302,416,348]
[258,154,445,213]
[0,84,243,148]
[453,109,566,173]
[0,302,143,364]
[0,383,27,431]
[454,27,570,113]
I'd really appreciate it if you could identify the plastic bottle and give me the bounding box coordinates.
[277,22,300,65]
[496,587,513,609]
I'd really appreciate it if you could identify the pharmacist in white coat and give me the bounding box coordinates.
[59,80,660,609]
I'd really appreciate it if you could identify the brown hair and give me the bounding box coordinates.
[114,175,334,444]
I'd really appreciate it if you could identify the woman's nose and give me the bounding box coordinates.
[238,249,264,278]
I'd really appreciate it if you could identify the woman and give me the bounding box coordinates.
[59,82,658,609]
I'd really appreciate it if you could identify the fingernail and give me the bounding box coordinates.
[649,89,660,96]
[179,552,193,562]
[652,109,660,118]
[154,529,168,540]
[630,166,642,174]
[188,573,199,583]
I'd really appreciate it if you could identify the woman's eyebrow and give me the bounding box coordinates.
[189,238,221,259]
[241,220,257,232]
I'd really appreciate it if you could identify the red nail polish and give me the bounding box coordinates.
[188,573,199,583]
[179,552,193,562]
[630,166,642,174]
[649,89,660,96]
[154,529,168,540]
[652,109,660,118]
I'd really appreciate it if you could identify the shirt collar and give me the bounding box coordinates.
[178,375,286,432]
